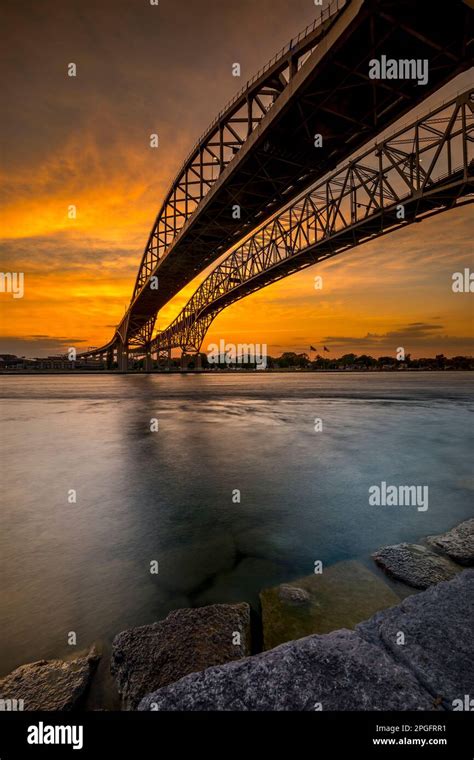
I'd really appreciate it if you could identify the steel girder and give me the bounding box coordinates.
[152,88,474,354]
[114,0,473,348]
[78,0,473,360]
[131,1,346,299]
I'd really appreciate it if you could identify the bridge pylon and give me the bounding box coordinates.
[180,352,202,372]
[156,347,171,371]
[144,347,154,372]
[106,349,114,370]
[117,340,129,372]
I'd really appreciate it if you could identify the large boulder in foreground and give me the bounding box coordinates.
[260,560,400,650]
[0,647,100,711]
[357,569,474,708]
[138,570,473,711]
[139,628,434,711]
[111,603,250,710]
[427,519,474,566]
[372,543,460,589]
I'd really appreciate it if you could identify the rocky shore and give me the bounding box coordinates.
[139,570,474,711]
[110,603,251,710]
[0,647,100,711]
[1,519,472,711]
[372,519,474,589]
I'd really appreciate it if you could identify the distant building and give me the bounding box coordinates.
[0,353,107,371]
[0,354,30,369]
[33,356,75,370]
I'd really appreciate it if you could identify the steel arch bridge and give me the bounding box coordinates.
[78,0,474,368]
[150,89,474,360]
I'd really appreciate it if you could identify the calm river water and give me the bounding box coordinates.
[1,373,473,699]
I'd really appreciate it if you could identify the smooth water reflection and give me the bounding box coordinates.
[1,373,473,679]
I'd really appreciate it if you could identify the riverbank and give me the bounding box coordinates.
[1,519,472,711]
[1,367,473,375]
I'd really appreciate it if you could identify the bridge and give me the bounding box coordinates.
[78,0,474,370]
[150,89,474,364]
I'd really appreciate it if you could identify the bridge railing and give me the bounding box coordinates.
[131,0,349,299]
[178,0,347,176]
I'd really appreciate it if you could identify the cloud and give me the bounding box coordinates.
[321,322,474,351]
[0,335,87,358]
[1,1,472,357]
[0,231,138,274]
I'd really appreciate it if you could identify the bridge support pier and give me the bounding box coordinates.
[180,352,202,371]
[117,341,128,372]
[106,349,114,370]
[144,350,153,372]
[156,348,171,371]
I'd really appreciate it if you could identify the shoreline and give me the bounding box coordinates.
[1,518,472,712]
[1,368,473,376]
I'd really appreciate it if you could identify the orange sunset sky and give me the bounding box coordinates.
[1,0,473,358]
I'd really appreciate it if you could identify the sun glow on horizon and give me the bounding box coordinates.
[1,2,472,359]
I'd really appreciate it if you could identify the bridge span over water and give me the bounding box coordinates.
[78,0,473,369]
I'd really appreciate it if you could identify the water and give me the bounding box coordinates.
[1,373,473,694]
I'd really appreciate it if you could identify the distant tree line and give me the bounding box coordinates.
[1,351,472,372]
[262,352,473,370]
[180,351,473,370]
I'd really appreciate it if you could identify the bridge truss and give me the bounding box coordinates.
[151,88,474,356]
[110,0,472,352]
[132,0,346,298]
[76,0,474,367]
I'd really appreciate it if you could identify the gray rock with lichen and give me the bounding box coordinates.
[138,571,473,712]
[426,519,474,566]
[357,570,474,708]
[0,647,100,711]
[138,628,434,711]
[111,603,250,709]
[372,543,460,589]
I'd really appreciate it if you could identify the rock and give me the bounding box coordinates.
[372,543,460,589]
[138,628,434,711]
[357,570,474,708]
[260,560,399,650]
[0,647,100,711]
[278,585,311,605]
[427,519,474,566]
[139,571,473,711]
[111,603,250,710]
